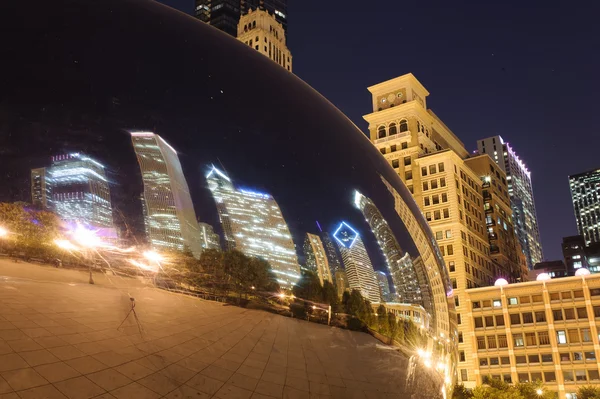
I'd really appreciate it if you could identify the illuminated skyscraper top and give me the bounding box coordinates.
[46,153,114,229]
[206,165,300,286]
[569,168,600,245]
[31,167,51,209]
[131,132,203,258]
[333,222,380,303]
[354,190,422,304]
[194,0,287,38]
[478,136,543,269]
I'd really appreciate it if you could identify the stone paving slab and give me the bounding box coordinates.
[0,260,443,398]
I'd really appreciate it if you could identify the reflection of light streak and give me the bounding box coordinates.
[127,259,159,273]
[0,226,9,238]
[54,239,78,251]
[143,251,163,263]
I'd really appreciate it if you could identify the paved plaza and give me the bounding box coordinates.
[0,260,442,399]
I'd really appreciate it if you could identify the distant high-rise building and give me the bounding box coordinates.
[194,0,287,38]
[478,136,543,269]
[237,9,292,72]
[375,271,392,302]
[562,235,600,274]
[354,190,422,304]
[198,222,221,250]
[334,270,348,298]
[333,222,380,303]
[569,168,600,245]
[131,132,203,258]
[303,233,333,286]
[206,165,300,286]
[320,231,343,275]
[31,167,51,209]
[46,153,114,229]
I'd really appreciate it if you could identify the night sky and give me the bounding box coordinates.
[157,0,600,261]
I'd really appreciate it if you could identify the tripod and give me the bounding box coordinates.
[117,297,143,336]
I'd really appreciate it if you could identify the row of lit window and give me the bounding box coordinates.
[479,369,600,385]
[478,351,597,368]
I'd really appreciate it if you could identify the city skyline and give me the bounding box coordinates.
[158,0,600,261]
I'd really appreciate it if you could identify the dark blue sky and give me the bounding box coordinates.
[158,0,600,261]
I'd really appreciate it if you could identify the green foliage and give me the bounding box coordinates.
[293,270,323,302]
[321,280,338,308]
[377,304,389,335]
[347,316,365,331]
[346,289,366,317]
[0,203,61,258]
[471,379,556,399]
[577,386,600,399]
[289,302,307,319]
[387,312,398,340]
[452,384,473,399]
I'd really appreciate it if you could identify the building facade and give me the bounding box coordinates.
[465,155,527,283]
[206,165,300,286]
[237,9,291,71]
[131,132,203,258]
[198,222,221,250]
[478,136,543,270]
[195,0,287,38]
[31,167,51,209]
[375,271,392,302]
[364,74,513,387]
[354,190,422,304]
[303,233,333,286]
[464,274,600,399]
[563,235,600,274]
[569,169,600,246]
[333,222,380,303]
[44,153,114,229]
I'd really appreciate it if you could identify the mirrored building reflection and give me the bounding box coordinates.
[132,132,203,257]
[206,166,300,287]
[303,233,333,285]
[333,222,381,303]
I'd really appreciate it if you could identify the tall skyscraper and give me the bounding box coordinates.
[303,233,333,286]
[45,153,114,229]
[375,271,392,302]
[131,132,203,258]
[354,190,422,304]
[198,222,221,250]
[194,0,287,38]
[206,165,300,286]
[478,136,543,269]
[333,222,380,303]
[320,230,344,275]
[237,9,292,72]
[569,168,600,245]
[31,167,51,209]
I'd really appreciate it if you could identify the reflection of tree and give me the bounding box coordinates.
[0,203,61,259]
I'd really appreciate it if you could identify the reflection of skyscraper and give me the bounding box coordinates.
[131,132,203,258]
[333,222,380,303]
[198,222,221,250]
[375,271,392,302]
[31,167,51,209]
[206,165,300,286]
[303,233,333,286]
[46,153,114,229]
[321,231,343,275]
[354,190,422,305]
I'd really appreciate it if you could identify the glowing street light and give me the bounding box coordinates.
[0,226,8,238]
[143,250,163,263]
[536,389,543,396]
[54,239,78,251]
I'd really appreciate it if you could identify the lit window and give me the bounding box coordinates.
[557,330,567,344]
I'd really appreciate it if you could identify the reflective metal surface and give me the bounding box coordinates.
[0,1,456,397]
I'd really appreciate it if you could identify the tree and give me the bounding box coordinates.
[247,257,278,293]
[346,290,365,317]
[321,280,339,310]
[515,381,555,399]
[341,291,350,311]
[452,384,473,399]
[222,250,251,302]
[577,386,600,399]
[376,304,389,335]
[293,270,322,302]
[396,319,405,343]
[0,203,61,258]
[387,312,398,341]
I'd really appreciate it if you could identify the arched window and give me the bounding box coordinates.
[378,126,386,139]
[400,120,408,132]
[389,123,397,136]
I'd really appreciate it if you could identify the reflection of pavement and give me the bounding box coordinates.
[0,260,442,398]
